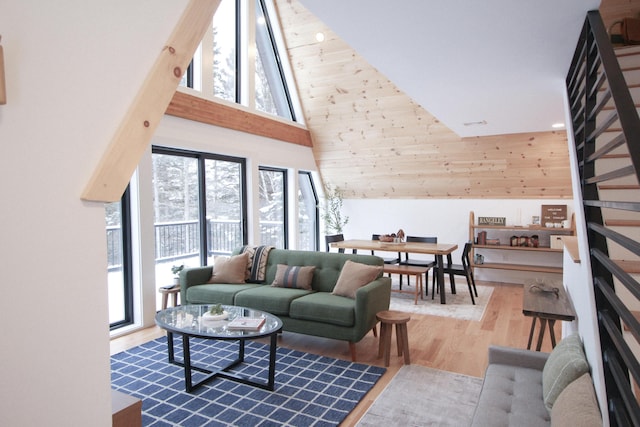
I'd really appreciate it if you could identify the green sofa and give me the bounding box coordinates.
[179,248,392,361]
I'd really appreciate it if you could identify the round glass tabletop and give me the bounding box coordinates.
[155,304,283,340]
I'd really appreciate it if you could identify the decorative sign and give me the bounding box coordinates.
[541,205,567,222]
[478,216,506,226]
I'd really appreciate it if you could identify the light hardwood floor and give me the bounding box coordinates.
[110,281,560,426]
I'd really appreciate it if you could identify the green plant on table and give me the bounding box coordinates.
[171,265,184,276]
[209,304,224,315]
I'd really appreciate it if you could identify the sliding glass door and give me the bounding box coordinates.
[152,147,247,309]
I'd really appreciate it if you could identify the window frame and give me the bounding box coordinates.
[152,146,248,267]
[258,166,289,248]
[109,185,134,330]
[298,171,320,251]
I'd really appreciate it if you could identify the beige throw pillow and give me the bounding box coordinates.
[207,252,249,284]
[332,260,382,299]
[551,373,601,427]
[271,264,315,290]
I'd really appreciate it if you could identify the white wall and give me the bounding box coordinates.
[341,198,575,284]
[0,1,189,425]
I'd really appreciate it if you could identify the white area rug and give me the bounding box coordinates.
[357,365,483,426]
[388,278,493,321]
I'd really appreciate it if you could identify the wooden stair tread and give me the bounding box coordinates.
[606,219,640,227]
[601,154,631,159]
[599,185,639,190]
[615,260,640,274]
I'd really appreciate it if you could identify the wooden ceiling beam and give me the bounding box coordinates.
[166,91,312,147]
[82,0,221,203]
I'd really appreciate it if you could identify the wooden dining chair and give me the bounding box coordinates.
[370,234,401,264]
[399,236,437,289]
[433,242,477,304]
[325,234,357,254]
[325,234,345,253]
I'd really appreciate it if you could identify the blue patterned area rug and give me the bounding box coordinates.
[111,337,385,426]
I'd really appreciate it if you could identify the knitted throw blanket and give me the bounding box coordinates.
[240,245,274,282]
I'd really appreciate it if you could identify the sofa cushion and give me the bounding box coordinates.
[262,249,384,293]
[234,286,312,316]
[551,373,601,427]
[289,292,356,327]
[542,333,590,410]
[471,363,550,427]
[208,252,250,284]
[271,264,315,290]
[332,260,383,299]
[186,283,261,305]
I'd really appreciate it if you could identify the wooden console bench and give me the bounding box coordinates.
[522,279,576,351]
[112,389,142,427]
[383,264,429,304]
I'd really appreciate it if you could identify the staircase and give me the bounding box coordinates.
[566,11,640,426]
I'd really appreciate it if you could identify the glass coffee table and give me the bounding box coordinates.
[155,304,283,392]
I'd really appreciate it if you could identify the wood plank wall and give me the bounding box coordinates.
[274,0,573,199]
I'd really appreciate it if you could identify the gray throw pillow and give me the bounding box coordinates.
[542,333,590,410]
[271,264,315,290]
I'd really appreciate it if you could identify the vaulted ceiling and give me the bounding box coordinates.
[272,0,607,199]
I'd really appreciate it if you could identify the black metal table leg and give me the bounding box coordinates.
[436,254,446,304]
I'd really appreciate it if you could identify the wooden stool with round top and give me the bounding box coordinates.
[158,285,180,310]
[376,310,411,367]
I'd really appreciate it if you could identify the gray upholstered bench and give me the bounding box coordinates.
[471,334,602,427]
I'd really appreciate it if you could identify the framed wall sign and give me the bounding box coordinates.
[541,205,567,223]
[478,216,506,226]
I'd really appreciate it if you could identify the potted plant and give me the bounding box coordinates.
[202,303,228,321]
[171,264,184,286]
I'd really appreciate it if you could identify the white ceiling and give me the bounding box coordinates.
[298,0,601,137]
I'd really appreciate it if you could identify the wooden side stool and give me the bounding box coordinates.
[382,264,429,304]
[159,285,180,310]
[376,310,411,367]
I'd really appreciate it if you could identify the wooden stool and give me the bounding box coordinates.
[376,310,411,367]
[159,285,180,310]
[382,264,429,304]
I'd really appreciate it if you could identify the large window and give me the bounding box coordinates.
[152,147,247,309]
[180,0,297,122]
[298,171,319,251]
[255,0,294,120]
[259,167,287,248]
[212,0,237,101]
[106,187,133,329]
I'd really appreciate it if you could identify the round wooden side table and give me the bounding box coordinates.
[159,285,180,310]
[376,310,411,367]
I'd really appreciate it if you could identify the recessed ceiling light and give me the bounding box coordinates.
[552,123,565,129]
[315,32,325,42]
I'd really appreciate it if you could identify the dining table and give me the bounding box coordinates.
[330,239,458,304]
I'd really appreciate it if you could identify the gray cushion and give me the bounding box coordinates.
[471,363,550,427]
[542,333,590,410]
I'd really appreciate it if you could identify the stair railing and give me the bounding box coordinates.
[567,10,640,426]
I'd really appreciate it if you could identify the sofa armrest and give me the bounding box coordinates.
[488,345,549,371]
[353,276,392,340]
[179,266,213,304]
